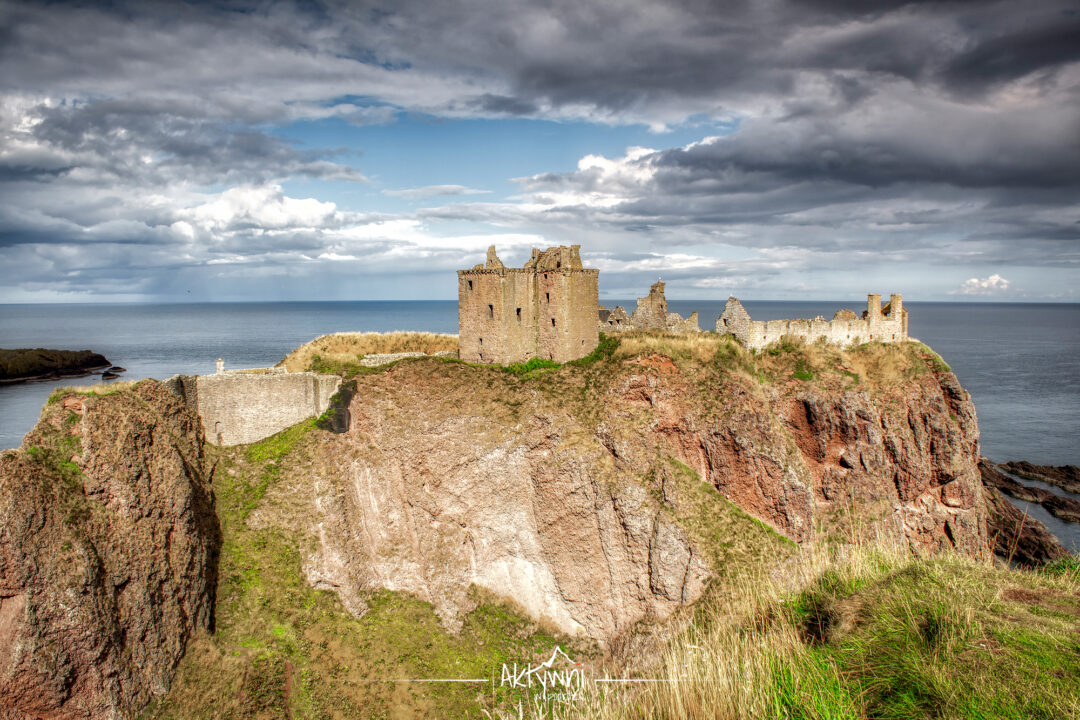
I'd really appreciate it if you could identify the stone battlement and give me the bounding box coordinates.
[716,294,908,351]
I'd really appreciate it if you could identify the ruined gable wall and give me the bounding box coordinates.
[631,282,668,330]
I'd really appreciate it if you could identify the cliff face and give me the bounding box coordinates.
[272,346,987,646]
[0,382,219,720]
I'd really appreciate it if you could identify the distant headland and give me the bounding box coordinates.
[0,348,113,384]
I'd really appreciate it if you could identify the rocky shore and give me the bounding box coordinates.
[0,348,111,383]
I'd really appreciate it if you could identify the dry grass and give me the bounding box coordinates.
[612,330,744,365]
[278,331,458,372]
[556,539,1080,720]
[46,379,140,402]
[609,331,937,391]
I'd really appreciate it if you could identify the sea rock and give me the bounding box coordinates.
[1001,461,1080,495]
[0,381,220,720]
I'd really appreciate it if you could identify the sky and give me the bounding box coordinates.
[0,0,1077,303]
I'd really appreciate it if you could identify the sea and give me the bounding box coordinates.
[2,300,1078,549]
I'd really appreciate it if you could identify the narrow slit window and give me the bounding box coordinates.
[551,318,556,327]
[545,292,550,302]
[516,308,522,320]
[467,280,473,291]
[488,304,494,319]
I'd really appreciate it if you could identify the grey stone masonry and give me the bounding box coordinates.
[165,368,341,446]
[716,294,908,350]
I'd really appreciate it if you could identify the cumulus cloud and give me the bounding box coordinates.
[954,274,1012,296]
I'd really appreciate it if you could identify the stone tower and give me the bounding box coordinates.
[457,245,599,364]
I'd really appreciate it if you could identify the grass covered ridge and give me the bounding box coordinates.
[562,544,1080,720]
[279,332,458,373]
[609,331,951,391]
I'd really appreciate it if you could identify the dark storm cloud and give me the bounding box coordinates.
[0,0,1077,298]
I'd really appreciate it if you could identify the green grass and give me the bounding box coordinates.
[503,356,561,375]
[143,423,593,720]
[780,554,1080,720]
[569,546,1080,720]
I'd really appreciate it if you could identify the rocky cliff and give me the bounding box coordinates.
[259,338,987,647]
[0,382,219,720]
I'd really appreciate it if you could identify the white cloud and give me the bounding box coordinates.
[954,274,1011,295]
[383,185,492,199]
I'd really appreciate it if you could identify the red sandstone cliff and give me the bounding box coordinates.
[0,382,219,720]
[278,348,987,647]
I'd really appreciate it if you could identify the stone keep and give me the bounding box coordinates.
[458,245,599,364]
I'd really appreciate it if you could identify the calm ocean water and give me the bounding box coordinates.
[2,300,1078,472]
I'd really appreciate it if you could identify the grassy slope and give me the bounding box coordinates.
[141,421,597,720]
[568,548,1080,720]
[146,333,1074,719]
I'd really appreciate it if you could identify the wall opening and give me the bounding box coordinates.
[488,304,494,318]
[516,307,522,321]
[545,292,550,303]
[551,318,556,327]
[479,337,483,345]
[467,280,473,291]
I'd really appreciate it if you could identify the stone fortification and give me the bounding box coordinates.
[165,362,340,446]
[717,294,908,350]
[598,281,701,334]
[458,245,599,364]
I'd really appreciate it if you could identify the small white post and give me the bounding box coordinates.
[216,358,224,374]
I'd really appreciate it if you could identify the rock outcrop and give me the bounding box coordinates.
[267,349,988,647]
[0,348,110,384]
[981,459,1080,524]
[0,381,220,720]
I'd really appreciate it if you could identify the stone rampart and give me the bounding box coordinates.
[164,368,341,446]
[717,294,908,351]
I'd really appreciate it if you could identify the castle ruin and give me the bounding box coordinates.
[717,293,908,351]
[598,281,701,334]
[457,245,599,364]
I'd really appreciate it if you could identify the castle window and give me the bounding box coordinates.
[556,261,561,268]
[545,292,550,303]
[479,337,482,345]
[551,318,556,327]
[467,280,473,291]
[516,307,521,321]
[488,304,494,319]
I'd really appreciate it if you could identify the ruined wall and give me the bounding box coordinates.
[598,282,701,335]
[631,281,669,330]
[458,245,599,364]
[718,294,908,351]
[166,371,341,446]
